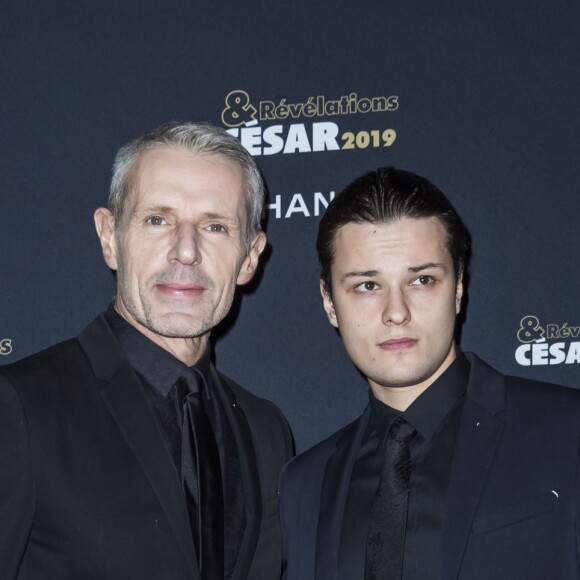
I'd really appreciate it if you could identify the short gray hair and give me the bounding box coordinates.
[109,121,265,243]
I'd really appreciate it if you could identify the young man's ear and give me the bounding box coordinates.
[94,208,118,271]
[236,232,267,285]
[320,280,339,328]
[455,270,464,315]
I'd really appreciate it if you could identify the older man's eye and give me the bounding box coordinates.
[146,216,165,226]
[208,224,227,232]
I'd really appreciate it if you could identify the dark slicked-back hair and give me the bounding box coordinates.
[317,167,469,293]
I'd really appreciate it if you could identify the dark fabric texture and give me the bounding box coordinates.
[338,353,468,580]
[280,353,580,580]
[177,369,224,580]
[365,417,416,580]
[105,306,245,578]
[0,314,294,580]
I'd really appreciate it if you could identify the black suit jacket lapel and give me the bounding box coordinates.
[210,366,261,580]
[441,354,506,579]
[78,316,200,579]
[315,405,371,580]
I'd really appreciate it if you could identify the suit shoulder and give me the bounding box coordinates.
[281,415,361,484]
[466,352,580,416]
[218,371,294,456]
[0,338,94,418]
[220,372,272,405]
[0,337,85,385]
[219,372,286,418]
[504,373,580,410]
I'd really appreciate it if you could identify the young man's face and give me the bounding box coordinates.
[321,217,463,403]
[95,147,265,345]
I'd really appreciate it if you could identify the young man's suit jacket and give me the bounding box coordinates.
[0,314,293,580]
[280,353,580,580]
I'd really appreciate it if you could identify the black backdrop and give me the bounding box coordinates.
[2,0,579,451]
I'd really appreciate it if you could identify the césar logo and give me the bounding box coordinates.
[221,89,398,156]
[515,316,580,366]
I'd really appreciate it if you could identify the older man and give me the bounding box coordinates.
[0,122,293,580]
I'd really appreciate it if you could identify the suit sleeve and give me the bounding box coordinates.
[0,373,35,579]
[279,462,292,580]
[263,400,295,462]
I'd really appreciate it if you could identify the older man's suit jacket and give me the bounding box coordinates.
[280,353,580,580]
[0,314,293,580]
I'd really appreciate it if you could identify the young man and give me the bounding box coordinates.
[0,122,293,580]
[280,167,580,579]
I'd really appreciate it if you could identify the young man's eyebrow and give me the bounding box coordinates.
[339,263,447,283]
[341,270,380,281]
[408,262,445,273]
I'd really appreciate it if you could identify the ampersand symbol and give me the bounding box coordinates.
[221,90,257,127]
[517,316,544,343]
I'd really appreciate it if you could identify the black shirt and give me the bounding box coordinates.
[104,306,244,579]
[338,352,470,580]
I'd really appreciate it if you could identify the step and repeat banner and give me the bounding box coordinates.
[2,0,579,451]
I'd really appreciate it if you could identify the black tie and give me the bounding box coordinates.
[176,368,224,580]
[365,416,417,580]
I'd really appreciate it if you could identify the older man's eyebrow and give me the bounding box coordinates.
[136,205,174,214]
[134,206,238,223]
[202,211,238,222]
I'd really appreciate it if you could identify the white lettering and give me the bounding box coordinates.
[267,195,282,219]
[314,191,335,216]
[312,122,340,151]
[531,342,549,365]
[566,342,580,364]
[230,122,342,157]
[515,344,531,366]
[549,342,566,365]
[239,126,262,155]
[285,194,310,218]
[516,341,580,366]
[262,125,284,156]
[284,124,311,154]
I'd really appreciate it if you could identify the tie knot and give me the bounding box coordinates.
[388,416,416,445]
[175,367,203,403]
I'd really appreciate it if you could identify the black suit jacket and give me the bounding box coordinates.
[0,315,293,580]
[280,353,580,580]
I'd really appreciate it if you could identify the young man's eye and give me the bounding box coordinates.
[411,275,434,286]
[355,281,378,293]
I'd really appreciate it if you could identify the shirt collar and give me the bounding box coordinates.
[104,305,212,398]
[369,350,470,441]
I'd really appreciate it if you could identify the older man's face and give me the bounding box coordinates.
[96,147,265,344]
